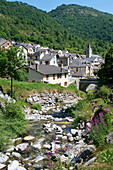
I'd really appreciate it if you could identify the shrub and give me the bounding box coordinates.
[0,102,27,151]
[2,101,25,120]
[32,79,35,82]
[72,99,93,127]
[99,149,113,163]
[55,97,59,102]
[67,83,79,96]
[95,86,112,103]
[33,103,42,110]
[87,111,112,146]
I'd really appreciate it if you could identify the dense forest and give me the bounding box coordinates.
[0,0,113,56]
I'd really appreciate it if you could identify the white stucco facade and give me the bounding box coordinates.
[28,68,68,87]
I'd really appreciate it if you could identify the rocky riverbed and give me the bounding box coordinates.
[0,91,97,169]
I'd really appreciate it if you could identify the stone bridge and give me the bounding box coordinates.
[75,78,99,91]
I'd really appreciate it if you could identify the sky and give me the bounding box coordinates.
[7,0,113,14]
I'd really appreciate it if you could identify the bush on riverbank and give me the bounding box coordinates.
[32,103,42,110]
[88,111,112,146]
[0,102,27,151]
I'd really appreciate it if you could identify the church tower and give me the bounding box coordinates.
[86,43,92,58]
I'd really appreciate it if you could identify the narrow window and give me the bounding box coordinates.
[53,74,55,80]
[60,74,62,78]
[46,75,49,80]
[57,74,59,79]
[64,82,67,86]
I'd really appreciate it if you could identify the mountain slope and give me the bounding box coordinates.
[0,1,112,56]
[49,4,113,42]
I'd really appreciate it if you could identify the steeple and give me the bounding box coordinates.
[86,43,92,58]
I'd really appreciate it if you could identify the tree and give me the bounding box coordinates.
[97,46,113,84]
[0,46,27,97]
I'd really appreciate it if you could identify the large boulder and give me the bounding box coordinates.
[16,143,29,152]
[0,153,9,163]
[0,163,7,170]
[106,132,113,144]
[12,152,22,159]
[8,160,19,170]
[24,136,36,142]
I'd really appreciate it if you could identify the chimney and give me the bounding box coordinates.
[61,64,63,72]
[36,64,39,71]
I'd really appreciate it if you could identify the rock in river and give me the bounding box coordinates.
[0,152,9,163]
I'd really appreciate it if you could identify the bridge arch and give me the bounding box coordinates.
[79,78,99,92]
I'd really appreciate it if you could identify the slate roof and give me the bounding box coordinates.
[40,54,56,61]
[93,66,99,70]
[85,57,98,62]
[69,59,89,67]
[0,38,7,46]
[32,52,40,57]
[29,65,68,75]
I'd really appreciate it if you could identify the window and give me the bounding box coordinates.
[76,67,78,72]
[46,75,49,80]
[45,61,49,65]
[64,82,67,86]
[57,74,60,79]
[65,73,67,78]
[60,74,62,78]
[53,74,55,80]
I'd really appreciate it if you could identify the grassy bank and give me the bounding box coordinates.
[0,78,82,104]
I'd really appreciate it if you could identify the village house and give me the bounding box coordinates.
[32,44,41,52]
[0,38,12,50]
[56,50,70,67]
[31,48,50,60]
[21,43,34,55]
[27,64,68,87]
[14,43,28,61]
[69,59,93,78]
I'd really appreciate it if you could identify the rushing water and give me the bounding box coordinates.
[23,110,74,169]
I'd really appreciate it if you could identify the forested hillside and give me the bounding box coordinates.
[49,4,113,41]
[0,0,113,56]
[0,0,89,54]
[49,4,113,56]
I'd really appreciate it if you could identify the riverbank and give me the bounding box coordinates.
[0,81,113,169]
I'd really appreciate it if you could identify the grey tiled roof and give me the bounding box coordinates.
[93,66,99,70]
[40,54,56,61]
[0,38,7,46]
[85,57,98,62]
[69,59,89,67]
[30,65,68,75]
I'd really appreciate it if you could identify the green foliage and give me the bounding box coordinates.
[99,149,113,163]
[72,99,93,127]
[55,97,59,102]
[0,102,27,151]
[67,83,79,96]
[0,47,27,97]
[49,4,113,57]
[88,112,112,146]
[86,92,94,102]
[0,0,112,55]
[98,46,113,84]
[32,103,42,110]
[2,101,25,120]
[79,90,86,98]
[95,86,112,103]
